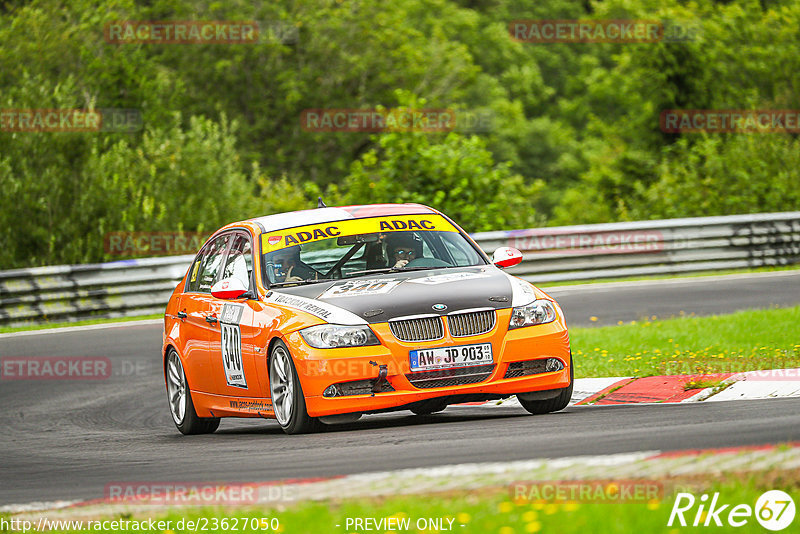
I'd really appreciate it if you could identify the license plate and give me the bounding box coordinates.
[409,343,493,371]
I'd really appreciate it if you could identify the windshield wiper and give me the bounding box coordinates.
[344,267,394,277]
[400,266,451,271]
[344,265,450,278]
[269,278,336,288]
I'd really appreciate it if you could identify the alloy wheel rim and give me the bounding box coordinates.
[166,352,187,424]
[270,347,294,426]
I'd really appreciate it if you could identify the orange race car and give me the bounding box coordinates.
[163,203,572,435]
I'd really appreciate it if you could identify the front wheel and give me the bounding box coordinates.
[269,340,322,435]
[518,354,574,415]
[410,398,448,415]
[165,348,220,435]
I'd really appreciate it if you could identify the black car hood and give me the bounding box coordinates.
[270,266,515,323]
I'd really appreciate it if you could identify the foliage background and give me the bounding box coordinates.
[2,0,799,267]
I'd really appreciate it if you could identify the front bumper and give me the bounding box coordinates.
[286,308,571,417]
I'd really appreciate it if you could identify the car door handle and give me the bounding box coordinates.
[205,315,218,324]
[177,311,187,319]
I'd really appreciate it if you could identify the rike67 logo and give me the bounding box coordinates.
[668,490,795,531]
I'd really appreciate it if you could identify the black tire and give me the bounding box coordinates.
[269,339,323,435]
[165,348,220,435]
[518,354,574,415]
[410,398,448,415]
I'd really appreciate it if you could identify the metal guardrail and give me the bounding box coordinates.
[479,211,800,283]
[0,256,194,328]
[1,212,799,327]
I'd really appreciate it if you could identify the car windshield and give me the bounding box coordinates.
[260,216,486,286]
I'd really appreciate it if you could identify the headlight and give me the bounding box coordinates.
[509,300,558,329]
[300,324,380,349]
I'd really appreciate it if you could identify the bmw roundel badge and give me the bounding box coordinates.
[432,303,448,311]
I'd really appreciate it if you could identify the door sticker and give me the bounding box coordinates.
[221,303,244,324]
[229,399,273,412]
[221,323,246,388]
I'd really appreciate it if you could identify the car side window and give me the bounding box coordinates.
[187,234,230,293]
[221,233,253,292]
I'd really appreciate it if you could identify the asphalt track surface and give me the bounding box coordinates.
[1,271,799,506]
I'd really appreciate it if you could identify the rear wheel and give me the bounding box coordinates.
[165,349,220,435]
[518,354,574,415]
[269,340,322,435]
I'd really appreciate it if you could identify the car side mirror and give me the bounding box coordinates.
[211,277,249,299]
[492,247,523,268]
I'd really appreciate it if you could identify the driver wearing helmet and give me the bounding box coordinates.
[267,246,317,283]
[385,232,420,269]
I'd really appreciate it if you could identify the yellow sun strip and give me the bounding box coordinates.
[261,215,458,253]
[189,261,200,282]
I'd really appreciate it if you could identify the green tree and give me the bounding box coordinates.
[335,126,543,232]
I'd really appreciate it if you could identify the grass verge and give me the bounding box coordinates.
[570,305,800,378]
[536,263,800,288]
[12,471,798,533]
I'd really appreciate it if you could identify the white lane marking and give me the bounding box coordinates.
[685,368,800,402]
[450,377,631,408]
[704,380,800,402]
[682,386,720,402]
[462,371,800,408]
[571,377,631,404]
[545,269,800,294]
[0,319,162,339]
[347,451,659,481]
[0,500,81,513]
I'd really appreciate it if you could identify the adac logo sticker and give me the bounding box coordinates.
[284,226,341,246]
[378,219,436,231]
[261,215,459,254]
